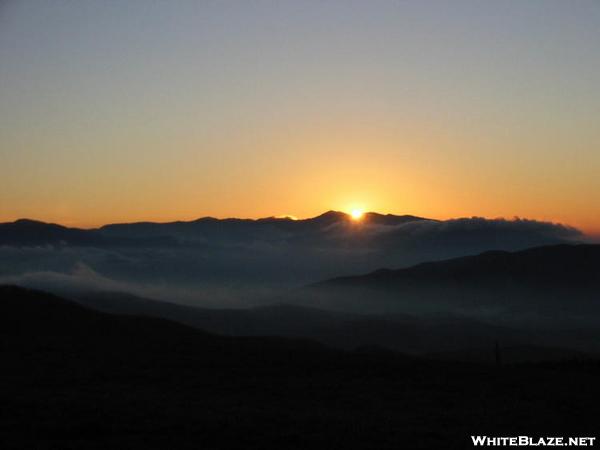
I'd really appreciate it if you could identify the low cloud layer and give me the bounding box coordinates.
[0,215,584,307]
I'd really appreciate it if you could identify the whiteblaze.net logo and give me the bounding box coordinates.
[471,436,596,447]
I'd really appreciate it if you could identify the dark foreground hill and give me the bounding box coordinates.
[2,285,600,449]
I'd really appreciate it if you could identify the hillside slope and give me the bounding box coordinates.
[2,285,600,449]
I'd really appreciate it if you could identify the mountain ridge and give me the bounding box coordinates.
[316,243,600,286]
[300,243,600,327]
[1,210,432,230]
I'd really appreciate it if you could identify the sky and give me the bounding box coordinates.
[1,1,599,233]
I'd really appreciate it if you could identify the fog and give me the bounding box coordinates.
[0,214,583,308]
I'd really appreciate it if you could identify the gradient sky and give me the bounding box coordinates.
[1,1,599,233]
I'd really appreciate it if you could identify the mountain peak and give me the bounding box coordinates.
[5,218,69,230]
[306,210,349,224]
[316,210,348,219]
[11,218,50,226]
[363,212,432,225]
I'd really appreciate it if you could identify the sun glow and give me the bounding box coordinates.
[275,214,298,220]
[350,209,364,220]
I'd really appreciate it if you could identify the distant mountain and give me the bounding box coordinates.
[4,211,573,248]
[5,283,595,361]
[304,244,600,327]
[319,243,600,287]
[0,212,584,296]
[0,218,175,247]
[98,210,431,240]
[0,285,326,354]
[56,283,600,358]
[0,219,106,247]
[0,211,429,247]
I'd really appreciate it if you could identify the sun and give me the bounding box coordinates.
[350,209,364,221]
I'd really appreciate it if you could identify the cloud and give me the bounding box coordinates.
[0,262,129,295]
[0,262,281,309]
[373,216,580,247]
[0,216,584,307]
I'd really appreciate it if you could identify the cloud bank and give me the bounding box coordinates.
[0,214,583,306]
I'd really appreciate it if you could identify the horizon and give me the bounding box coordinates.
[5,209,600,242]
[0,208,591,228]
[7,205,599,236]
[1,1,599,234]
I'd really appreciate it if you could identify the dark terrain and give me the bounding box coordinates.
[0,212,429,247]
[305,244,600,322]
[45,244,600,361]
[67,289,599,362]
[2,286,600,449]
[0,212,582,291]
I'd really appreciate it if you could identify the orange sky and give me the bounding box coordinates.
[1,2,599,235]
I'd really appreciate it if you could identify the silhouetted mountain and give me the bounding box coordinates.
[0,213,585,301]
[320,244,600,287]
[363,212,432,225]
[2,285,600,449]
[0,285,327,355]
[60,287,600,358]
[0,219,106,247]
[304,244,600,328]
[0,218,175,247]
[97,210,431,240]
[0,211,430,252]
[2,211,573,248]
